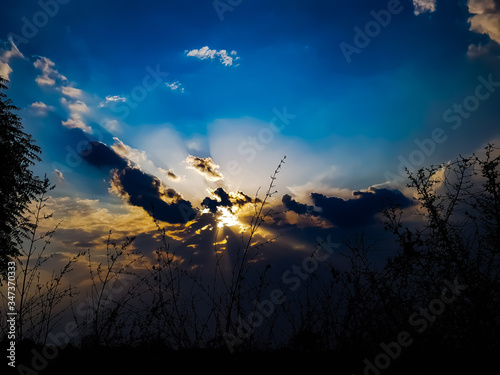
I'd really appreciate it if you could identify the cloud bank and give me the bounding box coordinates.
[282,187,414,227]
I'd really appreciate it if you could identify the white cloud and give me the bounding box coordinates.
[99,95,127,108]
[32,55,90,131]
[165,81,184,92]
[186,46,217,60]
[469,0,496,14]
[467,43,490,57]
[54,169,65,183]
[61,97,91,133]
[61,98,88,113]
[33,56,67,86]
[111,137,149,166]
[61,86,82,98]
[185,46,238,66]
[61,118,91,132]
[103,119,119,132]
[0,37,24,80]
[186,138,202,151]
[0,64,12,81]
[413,0,436,15]
[30,101,55,116]
[468,0,500,45]
[111,137,183,184]
[217,50,234,66]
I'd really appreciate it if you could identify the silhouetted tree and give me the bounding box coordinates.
[0,77,44,278]
[317,145,500,360]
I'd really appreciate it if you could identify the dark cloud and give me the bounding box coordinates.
[283,187,414,227]
[201,188,254,213]
[81,141,196,224]
[185,155,223,181]
[81,141,128,169]
[54,228,102,248]
[282,194,314,215]
[110,167,196,224]
[201,187,232,213]
[164,168,181,181]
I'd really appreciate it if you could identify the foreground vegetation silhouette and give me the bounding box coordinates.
[1,80,499,374]
[0,78,45,278]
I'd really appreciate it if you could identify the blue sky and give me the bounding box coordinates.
[1,0,500,267]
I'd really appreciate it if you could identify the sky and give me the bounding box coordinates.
[1,0,500,278]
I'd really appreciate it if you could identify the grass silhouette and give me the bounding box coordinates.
[1,148,499,374]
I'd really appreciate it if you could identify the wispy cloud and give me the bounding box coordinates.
[111,137,148,167]
[33,56,67,86]
[33,56,91,132]
[467,42,491,58]
[61,97,91,133]
[61,85,82,98]
[54,169,65,183]
[165,81,184,92]
[99,94,127,108]
[111,137,181,183]
[30,101,55,116]
[103,119,120,132]
[62,99,88,113]
[0,37,24,80]
[413,0,436,15]
[185,46,239,66]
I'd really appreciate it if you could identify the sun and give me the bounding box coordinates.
[216,206,241,229]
